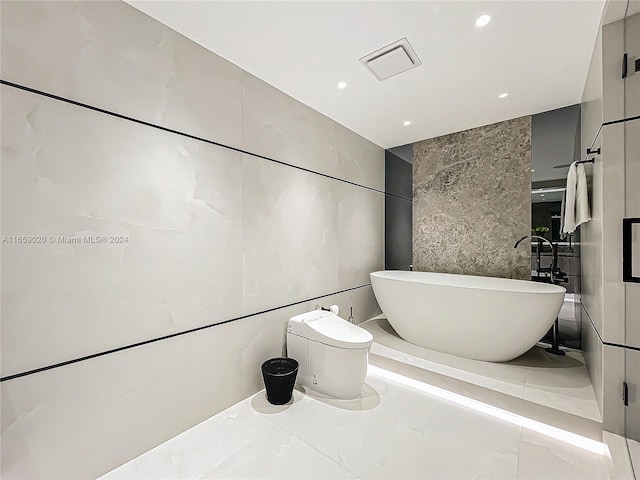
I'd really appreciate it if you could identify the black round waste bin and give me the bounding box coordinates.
[261,357,299,405]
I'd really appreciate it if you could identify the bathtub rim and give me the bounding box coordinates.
[370,270,566,295]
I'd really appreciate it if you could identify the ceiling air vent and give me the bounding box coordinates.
[360,38,422,81]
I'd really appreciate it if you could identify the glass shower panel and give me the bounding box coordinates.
[623,9,640,446]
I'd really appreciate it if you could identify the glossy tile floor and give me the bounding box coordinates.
[361,315,602,423]
[102,365,613,479]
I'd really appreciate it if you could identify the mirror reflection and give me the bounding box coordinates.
[530,104,582,349]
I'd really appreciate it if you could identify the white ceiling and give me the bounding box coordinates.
[127,0,605,149]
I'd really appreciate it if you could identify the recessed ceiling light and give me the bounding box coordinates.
[403,121,411,126]
[531,169,535,172]
[475,14,491,27]
[337,81,347,89]
[499,93,508,99]
[540,194,545,197]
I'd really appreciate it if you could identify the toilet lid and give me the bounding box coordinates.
[303,314,373,349]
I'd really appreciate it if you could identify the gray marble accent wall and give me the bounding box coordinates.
[0,1,384,478]
[412,116,531,279]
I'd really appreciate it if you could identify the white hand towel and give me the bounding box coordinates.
[574,162,591,228]
[563,162,591,234]
[563,163,577,234]
[560,188,567,239]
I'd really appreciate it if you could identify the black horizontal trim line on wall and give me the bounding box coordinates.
[602,114,640,127]
[0,284,373,382]
[0,79,410,202]
[581,303,640,352]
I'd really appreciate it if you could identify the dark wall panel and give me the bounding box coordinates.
[385,151,412,198]
[385,196,412,270]
[385,149,412,270]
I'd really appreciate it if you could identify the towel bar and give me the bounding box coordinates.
[576,158,595,165]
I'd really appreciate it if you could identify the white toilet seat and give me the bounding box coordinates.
[303,313,373,349]
[287,309,372,399]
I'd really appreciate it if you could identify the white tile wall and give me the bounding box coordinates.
[1,321,244,479]
[322,285,383,327]
[625,349,640,441]
[337,183,385,289]
[625,119,640,350]
[242,72,384,191]
[1,85,244,377]
[601,344,626,435]
[581,12,640,441]
[580,32,604,336]
[1,286,380,480]
[580,15,638,347]
[581,306,604,416]
[241,154,340,315]
[0,1,384,478]
[241,152,383,315]
[602,19,625,123]
[625,13,640,119]
[580,23,603,153]
[600,123,626,345]
[0,0,244,149]
[621,12,640,444]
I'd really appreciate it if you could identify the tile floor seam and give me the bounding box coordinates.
[521,367,530,399]
[628,438,639,479]
[270,415,365,480]
[219,421,283,467]
[200,421,356,479]
[515,426,524,479]
[257,406,286,429]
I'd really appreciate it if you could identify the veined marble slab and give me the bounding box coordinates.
[412,116,531,280]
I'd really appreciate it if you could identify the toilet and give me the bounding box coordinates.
[286,308,373,399]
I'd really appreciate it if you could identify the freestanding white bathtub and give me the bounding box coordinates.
[370,271,566,362]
